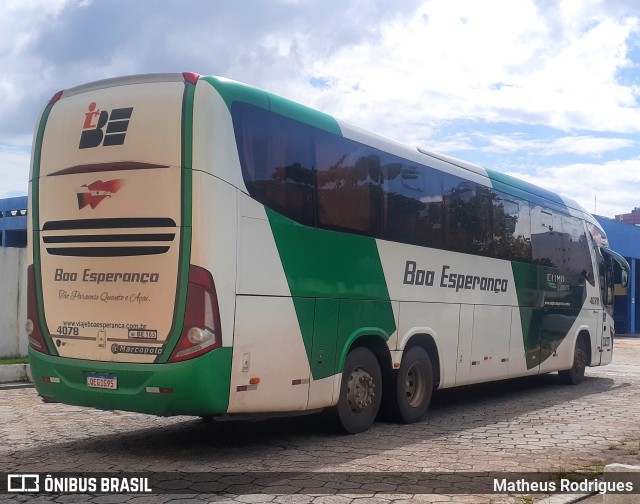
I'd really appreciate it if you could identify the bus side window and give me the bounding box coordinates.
[491,192,531,262]
[315,133,383,237]
[442,176,492,257]
[561,215,594,285]
[383,162,443,249]
[530,206,560,268]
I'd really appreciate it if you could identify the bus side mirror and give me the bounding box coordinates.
[621,269,629,289]
[601,246,630,289]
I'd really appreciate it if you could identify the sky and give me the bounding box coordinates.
[1,0,639,218]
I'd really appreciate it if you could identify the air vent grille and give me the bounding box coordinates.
[41,218,177,257]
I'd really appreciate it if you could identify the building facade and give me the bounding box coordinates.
[615,207,640,225]
[0,196,28,356]
[0,196,27,248]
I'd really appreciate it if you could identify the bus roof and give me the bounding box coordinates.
[57,72,591,222]
[58,73,186,99]
[204,75,590,220]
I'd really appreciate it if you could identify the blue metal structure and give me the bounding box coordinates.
[596,215,640,334]
[0,196,28,248]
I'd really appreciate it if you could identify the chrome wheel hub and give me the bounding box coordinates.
[404,363,426,407]
[347,367,375,412]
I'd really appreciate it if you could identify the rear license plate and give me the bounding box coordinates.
[128,329,157,340]
[87,374,117,390]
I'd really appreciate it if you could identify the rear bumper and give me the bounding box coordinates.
[29,347,232,416]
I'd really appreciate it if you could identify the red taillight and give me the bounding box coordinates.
[168,265,222,363]
[182,72,200,85]
[49,90,64,104]
[26,265,49,354]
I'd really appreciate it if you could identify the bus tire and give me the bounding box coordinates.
[559,337,588,385]
[335,347,382,434]
[387,346,433,423]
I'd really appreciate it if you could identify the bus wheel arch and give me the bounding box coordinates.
[559,331,590,385]
[337,331,393,379]
[382,333,440,423]
[579,330,593,366]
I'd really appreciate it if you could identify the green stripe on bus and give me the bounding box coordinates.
[202,76,342,136]
[202,75,269,110]
[29,347,232,416]
[156,79,195,364]
[511,261,582,369]
[267,92,342,136]
[32,101,58,355]
[486,167,573,213]
[265,208,396,380]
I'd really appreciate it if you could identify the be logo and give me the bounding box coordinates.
[79,102,134,149]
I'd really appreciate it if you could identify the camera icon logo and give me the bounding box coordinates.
[7,474,39,492]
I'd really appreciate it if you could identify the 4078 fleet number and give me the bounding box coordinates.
[56,326,79,336]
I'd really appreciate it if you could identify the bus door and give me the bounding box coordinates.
[599,247,630,364]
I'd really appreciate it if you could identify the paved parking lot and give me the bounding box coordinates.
[2,339,640,503]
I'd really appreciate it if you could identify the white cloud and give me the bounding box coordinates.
[426,133,475,154]
[508,159,640,218]
[541,136,635,156]
[298,0,640,137]
[473,133,634,156]
[0,145,31,198]
[0,1,87,144]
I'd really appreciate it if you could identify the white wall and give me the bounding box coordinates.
[0,247,27,357]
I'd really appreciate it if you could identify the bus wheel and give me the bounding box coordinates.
[387,346,433,423]
[559,337,587,385]
[335,347,382,434]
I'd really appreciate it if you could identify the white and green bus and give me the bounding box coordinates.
[28,73,629,433]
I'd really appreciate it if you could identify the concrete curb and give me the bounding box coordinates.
[536,493,592,503]
[0,363,32,383]
[538,464,640,504]
[601,464,640,503]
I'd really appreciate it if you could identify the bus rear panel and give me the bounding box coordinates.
[28,73,231,416]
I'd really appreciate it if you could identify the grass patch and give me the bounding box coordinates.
[609,439,640,456]
[0,356,29,365]
[549,464,604,484]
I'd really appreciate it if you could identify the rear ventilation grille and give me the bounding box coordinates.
[42,218,177,257]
